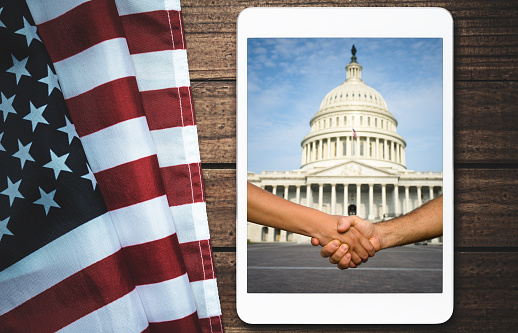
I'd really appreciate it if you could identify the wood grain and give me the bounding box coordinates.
[185,0,518,330]
[213,251,518,331]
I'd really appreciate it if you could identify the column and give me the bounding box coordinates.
[318,183,324,211]
[376,137,379,159]
[381,184,387,218]
[327,137,331,159]
[417,186,422,207]
[306,184,312,208]
[336,136,342,157]
[405,186,410,213]
[319,139,324,159]
[331,184,336,214]
[368,183,374,220]
[343,184,349,215]
[384,140,388,161]
[301,145,306,165]
[356,184,361,217]
[284,185,289,200]
[346,136,350,157]
[272,185,277,196]
[391,141,395,161]
[296,185,301,205]
[311,141,315,162]
[402,147,406,164]
[394,185,400,216]
[356,136,360,157]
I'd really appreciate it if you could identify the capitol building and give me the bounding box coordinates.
[247,46,443,244]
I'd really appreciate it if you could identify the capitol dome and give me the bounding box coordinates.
[300,45,406,171]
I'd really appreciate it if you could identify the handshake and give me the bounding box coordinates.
[248,182,443,269]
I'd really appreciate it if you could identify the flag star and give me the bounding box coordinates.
[0,217,14,243]
[57,115,79,144]
[43,149,72,180]
[1,177,24,207]
[23,102,48,132]
[33,187,60,215]
[12,140,35,169]
[38,65,61,96]
[0,92,17,122]
[6,55,31,84]
[0,8,6,29]
[0,132,5,151]
[81,164,97,190]
[15,17,41,47]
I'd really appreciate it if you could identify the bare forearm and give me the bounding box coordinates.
[375,195,443,249]
[247,182,325,237]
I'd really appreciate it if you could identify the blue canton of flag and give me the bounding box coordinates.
[0,1,106,276]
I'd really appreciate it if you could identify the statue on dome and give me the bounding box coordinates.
[352,45,357,56]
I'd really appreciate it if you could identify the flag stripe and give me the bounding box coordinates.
[59,290,149,333]
[66,78,145,137]
[200,316,224,333]
[0,213,116,316]
[0,250,135,332]
[114,0,182,15]
[122,233,186,285]
[141,86,195,130]
[170,202,210,244]
[26,0,88,24]
[37,0,125,62]
[94,155,164,211]
[191,279,222,319]
[161,162,204,207]
[121,10,185,54]
[54,38,134,99]
[148,312,203,333]
[136,274,196,323]
[131,49,190,91]
[80,117,155,173]
[151,125,201,168]
[110,196,176,247]
[181,240,216,282]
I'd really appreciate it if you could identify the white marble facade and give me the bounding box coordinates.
[248,47,443,244]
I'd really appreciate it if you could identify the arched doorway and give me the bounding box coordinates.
[274,228,281,242]
[348,204,357,216]
[261,227,268,242]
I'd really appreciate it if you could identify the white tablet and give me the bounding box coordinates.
[236,7,453,324]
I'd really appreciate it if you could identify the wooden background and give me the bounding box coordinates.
[181,0,518,331]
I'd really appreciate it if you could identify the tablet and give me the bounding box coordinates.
[236,7,453,324]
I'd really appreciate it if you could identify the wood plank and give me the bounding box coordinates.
[203,168,518,247]
[193,81,518,164]
[213,251,518,331]
[182,0,518,80]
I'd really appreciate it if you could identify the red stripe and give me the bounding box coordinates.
[123,233,186,285]
[0,250,134,332]
[200,315,224,333]
[121,10,185,55]
[141,86,195,131]
[66,77,145,137]
[148,312,202,333]
[180,240,215,282]
[37,0,125,62]
[94,155,165,211]
[161,162,204,207]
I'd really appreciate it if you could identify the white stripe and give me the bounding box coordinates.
[0,213,119,315]
[81,117,155,173]
[190,279,222,319]
[26,0,87,24]
[151,125,200,168]
[115,0,181,16]
[131,50,190,91]
[136,274,196,322]
[58,289,148,333]
[170,202,210,244]
[54,38,134,99]
[110,196,176,247]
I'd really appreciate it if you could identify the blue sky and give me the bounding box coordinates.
[247,38,443,173]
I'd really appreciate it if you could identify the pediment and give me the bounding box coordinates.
[308,161,396,177]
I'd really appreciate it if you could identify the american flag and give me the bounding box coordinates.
[0,0,223,332]
[352,128,357,139]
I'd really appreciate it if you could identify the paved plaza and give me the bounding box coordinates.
[247,243,443,293]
